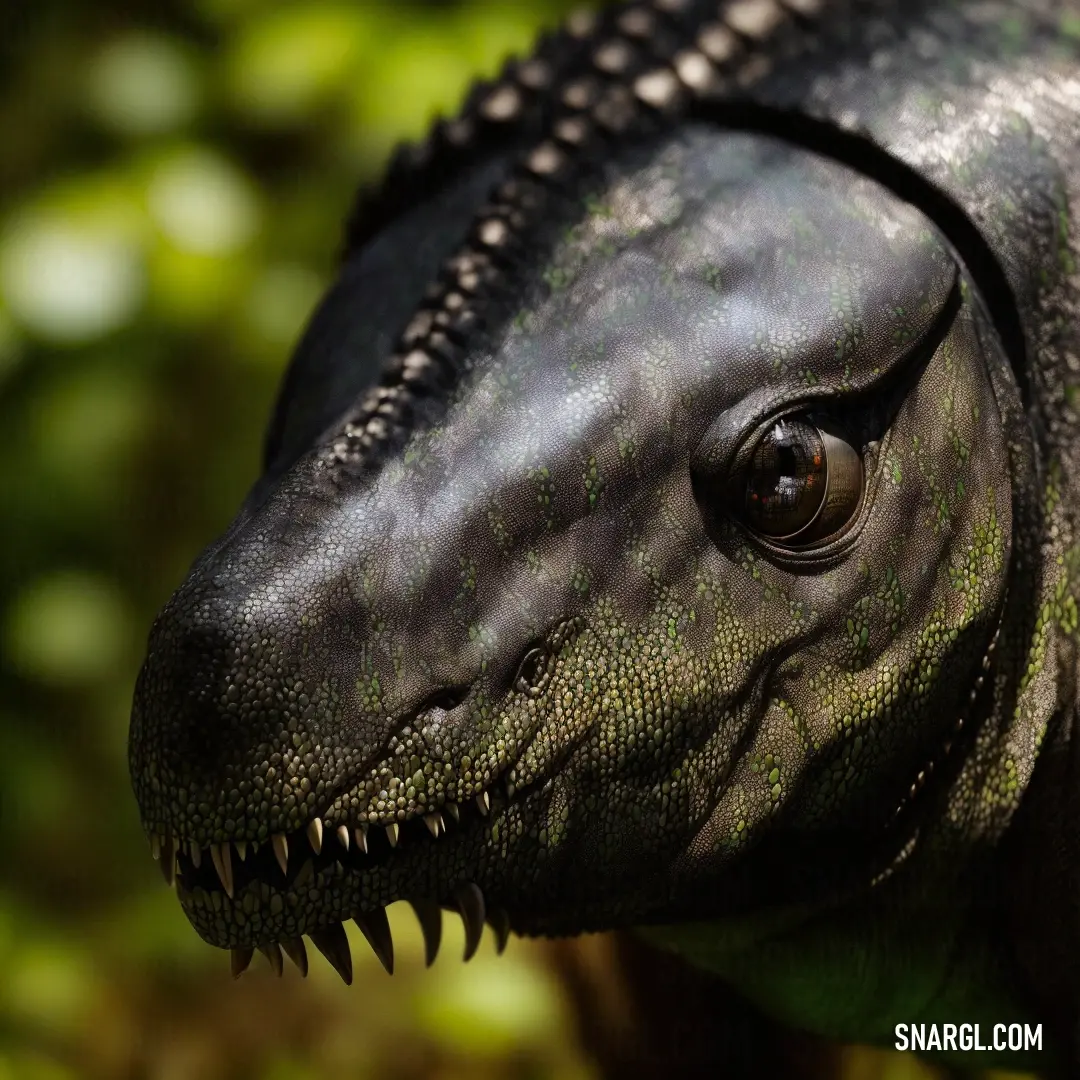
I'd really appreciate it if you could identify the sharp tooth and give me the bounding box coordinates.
[336,825,350,851]
[487,907,512,955]
[281,937,309,977]
[355,826,368,854]
[150,833,161,860]
[445,803,460,823]
[409,899,442,967]
[258,942,284,977]
[159,837,176,886]
[210,843,234,898]
[476,791,490,816]
[354,908,394,975]
[310,923,353,984]
[423,812,443,838]
[236,840,247,861]
[307,818,324,854]
[272,833,289,874]
[294,859,314,888]
[385,823,399,847]
[231,946,254,978]
[454,882,486,962]
[190,841,202,868]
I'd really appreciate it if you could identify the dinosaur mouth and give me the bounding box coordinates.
[146,771,516,984]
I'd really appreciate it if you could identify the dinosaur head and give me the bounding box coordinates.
[129,123,1016,979]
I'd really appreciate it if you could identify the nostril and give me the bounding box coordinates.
[513,644,549,692]
[418,685,470,714]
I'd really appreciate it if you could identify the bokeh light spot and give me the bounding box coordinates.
[86,33,201,135]
[225,5,372,124]
[147,147,260,255]
[6,940,97,1040]
[29,367,152,486]
[5,572,128,686]
[0,211,145,344]
[413,948,564,1057]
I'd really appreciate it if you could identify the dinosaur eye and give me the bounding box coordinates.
[744,417,863,546]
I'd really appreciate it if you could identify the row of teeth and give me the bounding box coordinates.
[149,790,493,897]
[227,882,510,983]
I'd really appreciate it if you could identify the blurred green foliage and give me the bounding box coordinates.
[0,2,1038,1078]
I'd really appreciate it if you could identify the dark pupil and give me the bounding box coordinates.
[745,420,827,538]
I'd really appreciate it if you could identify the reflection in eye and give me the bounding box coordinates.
[744,417,863,545]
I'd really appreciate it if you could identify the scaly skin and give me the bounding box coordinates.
[130,1,1080,1074]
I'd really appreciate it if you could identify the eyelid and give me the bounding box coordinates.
[690,395,828,481]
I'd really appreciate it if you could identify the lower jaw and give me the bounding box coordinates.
[165,774,517,947]
[178,865,510,982]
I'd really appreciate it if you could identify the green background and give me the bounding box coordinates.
[0,2,1038,1077]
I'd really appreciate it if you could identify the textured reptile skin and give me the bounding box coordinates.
[129,2,1080,1072]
